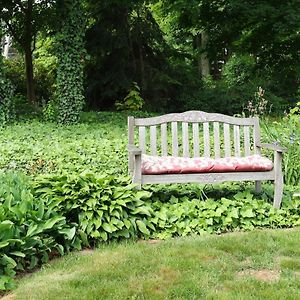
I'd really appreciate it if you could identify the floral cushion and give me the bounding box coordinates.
[141,154,273,175]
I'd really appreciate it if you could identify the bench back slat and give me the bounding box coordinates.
[213,122,220,158]
[182,122,190,157]
[130,111,260,159]
[203,122,210,157]
[223,123,231,157]
[234,125,241,157]
[192,123,200,157]
[139,126,146,154]
[150,126,157,155]
[161,123,168,156]
[171,122,179,156]
[244,126,251,156]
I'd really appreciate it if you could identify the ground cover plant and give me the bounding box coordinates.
[11,228,300,299]
[0,112,299,293]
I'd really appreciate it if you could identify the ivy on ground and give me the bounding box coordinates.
[55,0,86,124]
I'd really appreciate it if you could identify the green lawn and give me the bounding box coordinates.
[11,228,300,300]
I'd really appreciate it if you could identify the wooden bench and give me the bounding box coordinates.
[127,111,285,208]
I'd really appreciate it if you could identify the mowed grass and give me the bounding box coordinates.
[11,228,300,300]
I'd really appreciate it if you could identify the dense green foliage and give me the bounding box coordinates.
[55,0,85,123]
[0,173,77,290]
[0,28,15,124]
[2,0,299,114]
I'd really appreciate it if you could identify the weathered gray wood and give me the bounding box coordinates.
[127,145,142,155]
[182,122,190,157]
[128,111,284,209]
[135,110,256,126]
[213,122,220,158]
[142,170,275,185]
[255,181,262,193]
[253,117,261,155]
[150,126,157,155]
[203,122,210,157]
[244,126,251,156]
[161,123,168,156]
[234,125,241,157]
[273,151,283,208]
[256,143,287,152]
[192,123,200,157]
[132,154,142,189]
[224,123,231,157]
[139,126,146,154]
[128,116,135,173]
[171,122,179,156]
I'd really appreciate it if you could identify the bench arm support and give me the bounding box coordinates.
[256,142,287,153]
[127,144,142,155]
[127,145,142,189]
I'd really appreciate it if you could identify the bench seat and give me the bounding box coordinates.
[142,154,273,175]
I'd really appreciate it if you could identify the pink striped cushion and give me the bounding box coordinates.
[141,154,273,175]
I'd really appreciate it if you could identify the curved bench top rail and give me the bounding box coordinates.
[133,111,256,126]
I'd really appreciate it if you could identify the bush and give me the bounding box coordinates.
[34,173,154,245]
[262,112,300,186]
[0,173,77,291]
[223,54,256,87]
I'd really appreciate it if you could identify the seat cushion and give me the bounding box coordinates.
[141,154,273,175]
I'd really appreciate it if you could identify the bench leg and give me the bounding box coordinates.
[273,152,283,208]
[132,154,142,190]
[255,181,262,194]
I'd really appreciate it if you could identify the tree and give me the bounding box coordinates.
[0,0,55,106]
[55,0,85,124]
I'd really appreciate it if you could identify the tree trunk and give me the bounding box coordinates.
[24,46,36,106]
[200,31,210,77]
[24,0,36,106]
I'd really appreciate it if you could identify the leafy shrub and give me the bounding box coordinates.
[34,173,154,245]
[223,54,255,87]
[262,114,300,186]
[115,82,144,111]
[0,173,77,291]
[149,189,300,239]
[4,56,56,109]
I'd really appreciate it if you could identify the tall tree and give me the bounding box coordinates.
[0,0,55,106]
[55,0,85,124]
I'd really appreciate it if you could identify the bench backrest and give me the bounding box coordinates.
[128,111,261,158]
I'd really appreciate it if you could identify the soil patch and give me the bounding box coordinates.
[237,269,280,283]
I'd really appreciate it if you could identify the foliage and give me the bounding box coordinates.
[223,54,255,87]
[149,189,300,239]
[4,54,56,109]
[245,87,270,117]
[0,173,77,291]
[0,25,15,125]
[115,82,144,111]
[0,0,56,105]
[34,173,154,245]
[262,114,300,186]
[55,0,86,124]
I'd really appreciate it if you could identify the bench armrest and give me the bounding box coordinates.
[256,142,287,153]
[127,145,142,155]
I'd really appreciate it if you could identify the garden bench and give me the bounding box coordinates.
[127,111,285,208]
